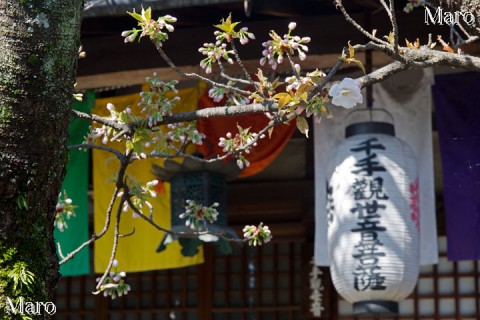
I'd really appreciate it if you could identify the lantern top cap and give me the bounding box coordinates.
[345,121,395,138]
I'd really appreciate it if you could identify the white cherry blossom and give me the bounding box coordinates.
[328,78,363,109]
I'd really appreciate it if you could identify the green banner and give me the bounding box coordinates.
[54,91,94,276]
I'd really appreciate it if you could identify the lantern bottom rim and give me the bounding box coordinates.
[353,300,398,315]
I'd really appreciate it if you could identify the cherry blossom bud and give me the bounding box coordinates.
[124,33,136,43]
[237,159,244,169]
[112,260,119,268]
[106,103,115,111]
[288,22,297,30]
[165,15,177,22]
[294,64,301,73]
[147,180,159,187]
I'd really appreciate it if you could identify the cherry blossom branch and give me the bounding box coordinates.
[388,0,399,51]
[59,185,120,265]
[68,143,126,160]
[308,55,345,99]
[154,42,251,96]
[356,61,409,88]
[218,60,252,85]
[59,151,131,265]
[354,42,480,71]
[126,196,246,243]
[229,39,256,87]
[95,193,125,290]
[72,109,128,132]
[335,0,390,46]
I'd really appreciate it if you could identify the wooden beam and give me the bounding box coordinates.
[82,0,243,18]
[75,52,393,90]
[78,9,445,79]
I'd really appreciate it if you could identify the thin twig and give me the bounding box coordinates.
[230,39,256,86]
[60,153,131,265]
[119,228,136,238]
[308,52,345,99]
[57,242,65,260]
[335,0,389,46]
[126,196,246,243]
[286,52,301,80]
[218,60,252,85]
[69,143,126,160]
[154,43,251,95]
[95,193,125,290]
[378,0,391,19]
[388,0,399,52]
[72,109,128,133]
[83,0,108,12]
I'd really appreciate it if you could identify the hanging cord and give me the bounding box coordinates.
[365,11,374,121]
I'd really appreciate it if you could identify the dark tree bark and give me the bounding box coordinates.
[0,0,83,318]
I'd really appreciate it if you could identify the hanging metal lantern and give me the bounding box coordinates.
[153,157,241,257]
[326,120,420,315]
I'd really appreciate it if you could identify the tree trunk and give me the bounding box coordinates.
[0,0,83,318]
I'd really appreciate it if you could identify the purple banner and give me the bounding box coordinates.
[433,72,480,261]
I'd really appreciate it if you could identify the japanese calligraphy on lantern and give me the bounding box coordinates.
[326,124,421,310]
[349,137,389,291]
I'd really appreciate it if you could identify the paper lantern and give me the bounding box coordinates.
[153,157,241,256]
[326,121,420,315]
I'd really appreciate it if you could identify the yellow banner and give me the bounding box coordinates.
[93,83,204,273]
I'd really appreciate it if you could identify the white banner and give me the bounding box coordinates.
[314,68,438,266]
